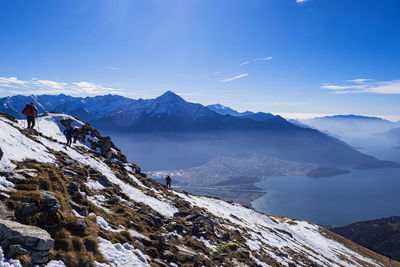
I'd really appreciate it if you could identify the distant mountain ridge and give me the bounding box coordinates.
[207,103,275,121]
[1,92,399,168]
[0,92,296,132]
[206,104,253,116]
[301,113,399,137]
[314,114,392,122]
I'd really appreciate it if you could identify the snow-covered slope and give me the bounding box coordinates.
[0,112,397,267]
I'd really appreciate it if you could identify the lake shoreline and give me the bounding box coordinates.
[173,184,267,208]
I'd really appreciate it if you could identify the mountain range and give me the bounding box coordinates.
[1,92,399,169]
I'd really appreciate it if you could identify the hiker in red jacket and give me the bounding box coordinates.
[22,102,38,129]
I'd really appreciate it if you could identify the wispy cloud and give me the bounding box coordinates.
[347,78,372,83]
[240,56,272,66]
[321,79,400,94]
[296,0,309,3]
[219,73,248,82]
[0,76,120,95]
[104,66,123,71]
[254,56,272,61]
[0,77,26,87]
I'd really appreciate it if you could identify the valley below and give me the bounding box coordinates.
[105,129,400,228]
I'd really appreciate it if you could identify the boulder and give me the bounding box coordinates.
[69,200,88,217]
[63,169,78,177]
[76,219,87,229]
[0,193,10,200]
[222,232,231,241]
[0,202,15,221]
[0,112,18,123]
[67,182,79,194]
[0,169,13,177]
[40,190,60,214]
[98,137,113,159]
[97,175,113,187]
[15,169,38,178]
[149,234,166,244]
[0,219,54,264]
[184,213,215,237]
[6,173,25,184]
[5,244,28,259]
[20,203,38,217]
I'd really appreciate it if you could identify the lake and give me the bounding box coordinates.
[252,168,400,226]
[252,134,400,226]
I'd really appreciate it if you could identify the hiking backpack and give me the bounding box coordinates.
[22,104,38,116]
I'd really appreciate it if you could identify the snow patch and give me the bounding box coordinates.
[45,260,67,267]
[0,118,55,169]
[98,238,150,267]
[97,216,123,232]
[0,246,21,267]
[0,176,14,191]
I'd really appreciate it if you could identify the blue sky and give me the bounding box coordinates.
[0,0,399,120]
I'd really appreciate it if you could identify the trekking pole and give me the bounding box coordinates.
[36,115,39,131]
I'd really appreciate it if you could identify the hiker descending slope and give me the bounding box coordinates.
[63,126,74,146]
[22,102,38,129]
[165,175,172,188]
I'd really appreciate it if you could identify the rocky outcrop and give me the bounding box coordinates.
[0,147,2,161]
[0,202,14,221]
[0,219,54,264]
[40,190,61,214]
[59,117,127,163]
[0,169,38,184]
[0,112,18,123]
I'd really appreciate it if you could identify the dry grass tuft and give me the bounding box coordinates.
[16,254,33,267]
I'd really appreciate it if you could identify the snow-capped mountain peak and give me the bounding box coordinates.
[155,91,185,103]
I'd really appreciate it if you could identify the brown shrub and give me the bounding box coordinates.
[183,236,207,252]
[55,251,95,267]
[14,184,39,191]
[84,236,99,253]
[72,236,85,251]
[107,230,133,244]
[54,228,72,251]
[54,238,73,252]
[16,254,33,267]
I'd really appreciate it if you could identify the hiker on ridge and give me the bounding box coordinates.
[64,126,74,147]
[165,175,172,189]
[73,126,80,144]
[22,102,38,129]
